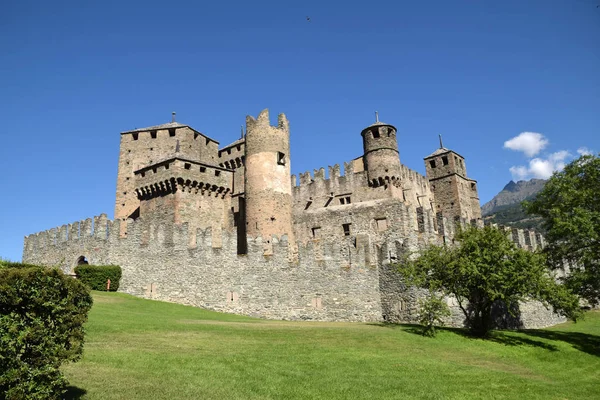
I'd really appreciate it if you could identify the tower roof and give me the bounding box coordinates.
[424,147,464,159]
[120,122,187,134]
[360,121,397,136]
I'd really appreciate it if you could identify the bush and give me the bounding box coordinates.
[0,263,93,399]
[74,265,122,291]
[418,292,451,337]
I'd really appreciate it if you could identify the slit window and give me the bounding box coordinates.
[169,128,176,137]
[132,133,138,140]
[150,130,157,139]
[184,163,191,170]
[442,156,448,166]
[339,198,345,205]
[372,130,380,138]
[342,223,351,236]
[277,152,286,166]
[206,138,210,145]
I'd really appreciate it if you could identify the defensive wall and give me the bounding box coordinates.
[22,207,561,328]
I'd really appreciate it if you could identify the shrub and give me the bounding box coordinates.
[74,265,122,291]
[0,263,93,399]
[417,292,451,337]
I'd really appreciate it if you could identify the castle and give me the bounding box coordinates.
[22,109,562,328]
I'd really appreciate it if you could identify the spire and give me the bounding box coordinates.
[439,134,444,149]
[375,111,379,123]
[172,112,176,123]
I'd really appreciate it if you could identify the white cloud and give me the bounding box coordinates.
[504,132,549,157]
[509,151,571,180]
[577,147,593,156]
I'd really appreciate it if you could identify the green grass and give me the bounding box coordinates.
[63,292,600,400]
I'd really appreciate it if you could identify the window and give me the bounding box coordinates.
[215,170,221,176]
[339,198,345,205]
[132,133,138,140]
[184,163,191,170]
[429,160,436,168]
[200,166,206,173]
[152,167,157,173]
[169,128,176,137]
[471,182,476,190]
[277,152,286,166]
[372,130,380,138]
[165,164,169,170]
[150,130,157,139]
[345,196,351,204]
[312,227,321,238]
[342,223,351,236]
[375,218,388,232]
[442,156,448,166]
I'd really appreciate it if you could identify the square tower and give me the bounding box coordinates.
[424,146,481,224]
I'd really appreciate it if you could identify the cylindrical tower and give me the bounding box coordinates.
[361,118,402,187]
[244,109,294,240]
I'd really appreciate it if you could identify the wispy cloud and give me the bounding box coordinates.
[503,132,549,157]
[577,147,593,156]
[508,151,571,180]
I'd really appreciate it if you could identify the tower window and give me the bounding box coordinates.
[342,223,351,236]
[340,198,345,205]
[132,133,138,141]
[442,156,448,166]
[471,182,476,190]
[169,128,176,137]
[312,227,321,238]
[215,170,221,176]
[375,218,388,232]
[150,130,157,139]
[345,196,351,204]
[200,166,206,173]
[372,130,380,139]
[429,160,436,168]
[277,152,286,166]
[184,163,191,170]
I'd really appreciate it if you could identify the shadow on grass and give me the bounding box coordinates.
[63,385,87,399]
[368,322,600,356]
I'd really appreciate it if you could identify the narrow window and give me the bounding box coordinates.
[227,149,232,155]
[471,182,476,190]
[342,223,351,236]
[194,133,199,140]
[184,163,191,170]
[150,147,153,151]
[200,166,206,173]
[460,159,464,169]
[152,167,157,173]
[140,172,145,177]
[165,164,169,170]
[429,160,436,168]
[372,130,380,138]
[277,152,286,166]
[442,156,448,166]
[346,196,351,204]
[339,198,345,205]
[312,227,321,238]
[169,128,176,137]
[206,138,210,145]
[150,130,157,139]
[215,170,221,176]
[132,133,138,140]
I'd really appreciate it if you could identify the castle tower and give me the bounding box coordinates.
[424,138,481,223]
[244,109,294,241]
[361,114,402,187]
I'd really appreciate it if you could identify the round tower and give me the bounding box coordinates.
[244,109,294,240]
[361,114,402,187]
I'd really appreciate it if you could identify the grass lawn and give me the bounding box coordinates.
[63,292,600,400]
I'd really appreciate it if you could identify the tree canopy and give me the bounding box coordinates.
[397,226,580,337]
[524,153,600,307]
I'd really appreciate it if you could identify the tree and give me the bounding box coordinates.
[397,226,580,337]
[524,153,600,307]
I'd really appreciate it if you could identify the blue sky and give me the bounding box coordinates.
[1,0,598,261]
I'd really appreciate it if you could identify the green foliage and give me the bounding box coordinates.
[417,292,451,337]
[524,154,600,307]
[397,226,581,337]
[483,201,544,232]
[74,265,122,291]
[0,263,93,399]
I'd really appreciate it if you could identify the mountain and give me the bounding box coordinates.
[481,179,547,232]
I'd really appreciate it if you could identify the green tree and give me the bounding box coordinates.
[397,226,580,337]
[524,153,600,307]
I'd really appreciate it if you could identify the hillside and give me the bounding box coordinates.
[481,179,546,232]
[61,292,600,399]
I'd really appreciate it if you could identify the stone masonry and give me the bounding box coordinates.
[23,109,563,328]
